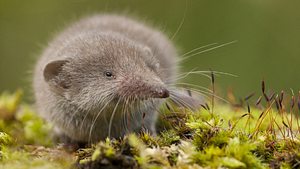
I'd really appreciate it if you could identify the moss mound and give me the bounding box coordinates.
[1,85,300,169]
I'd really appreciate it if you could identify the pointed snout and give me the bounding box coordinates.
[155,87,170,98]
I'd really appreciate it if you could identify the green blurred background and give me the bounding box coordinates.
[1,0,300,101]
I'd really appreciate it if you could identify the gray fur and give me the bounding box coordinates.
[33,14,178,143]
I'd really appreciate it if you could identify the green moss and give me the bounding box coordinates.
[0,146,73,169]
[16,105,52,146]
[1,89,300,169]
[0,132,12,146]
[0,89,22,120]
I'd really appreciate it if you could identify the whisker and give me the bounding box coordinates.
[80,90,112,133]
[66,101,85,133]
[180,87,229,103]
[88,96,114,143]
[170,0,187,40]
[108,98,121,138]
[179,40,238,62]
[169,95,194,111]
[170,82,213,93]
[119,89,132,133]
[169,91,195,111]
[121,98,129,134]
[169,68,211,81]
[191,70,238,77]
[180,43,218,57]
[167,69,237,83]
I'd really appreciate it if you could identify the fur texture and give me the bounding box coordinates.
[33,14,178,143]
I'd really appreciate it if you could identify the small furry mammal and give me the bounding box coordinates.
[33,14,183,143]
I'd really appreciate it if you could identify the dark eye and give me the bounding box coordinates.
[104,71,113,79]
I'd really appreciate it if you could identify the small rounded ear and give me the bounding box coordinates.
[142,46,160,70]
[143,46,153,57]
[44,60,70,90]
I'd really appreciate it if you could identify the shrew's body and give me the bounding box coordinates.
[33,15,178,143]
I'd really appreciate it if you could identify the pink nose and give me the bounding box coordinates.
[156,88,169,98]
